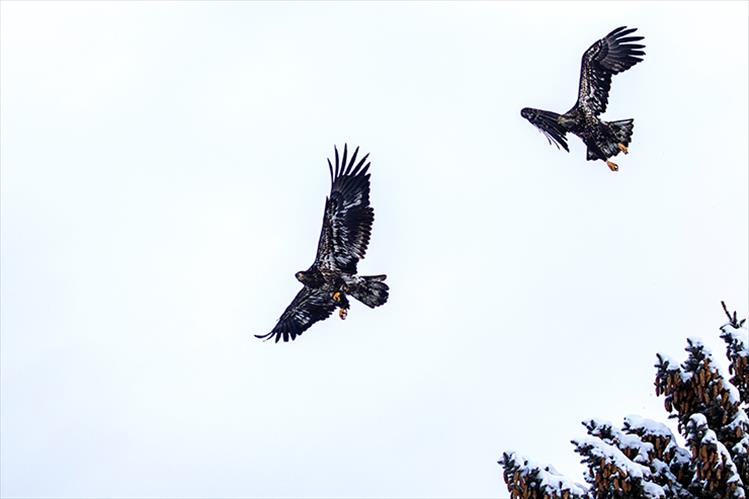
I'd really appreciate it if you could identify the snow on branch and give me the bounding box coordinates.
[720,301,748,407]
[654,334,748,475]
[686,414,746,498]
[722,301,747,330]
[572,435,666,498]
[499,451,589,499]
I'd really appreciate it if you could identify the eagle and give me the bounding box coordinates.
[256,145,389,343]
[521,26,646,171]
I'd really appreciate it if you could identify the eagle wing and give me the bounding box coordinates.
[576,26,645,116]
[255,287,337,343]
[313,144,373,275]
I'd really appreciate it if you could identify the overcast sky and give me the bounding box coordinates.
[1,1,747,498]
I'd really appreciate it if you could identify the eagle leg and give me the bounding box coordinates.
[333,290,349,319]
[606,160,619,172]
[617,143,629,154]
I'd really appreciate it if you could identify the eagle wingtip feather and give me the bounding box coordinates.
[341,144,348,173]
[349,146,360,171]
[334,145,340,178]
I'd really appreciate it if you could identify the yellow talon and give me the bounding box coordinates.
[606,160,619,172]
[332,291,342,302]
[618,143,629,154]
[339,307,348,320]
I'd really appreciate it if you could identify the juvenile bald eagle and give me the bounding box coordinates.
[256,145,388,343]
[521,26,645,171]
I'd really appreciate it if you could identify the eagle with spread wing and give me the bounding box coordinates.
[521,26,645,171]
[256,145,389,343]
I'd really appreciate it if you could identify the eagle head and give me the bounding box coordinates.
[295,271,311,285]
[520,107,535,120]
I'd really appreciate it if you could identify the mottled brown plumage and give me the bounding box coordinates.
[521,26,646,171]
[256,145,388,343]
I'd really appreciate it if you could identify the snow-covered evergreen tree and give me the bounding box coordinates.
[499,452,588,499]
[721,301,749,419]
[686,413,745,498]
[500,303,748,498]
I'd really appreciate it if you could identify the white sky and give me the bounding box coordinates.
[1,1,747,497]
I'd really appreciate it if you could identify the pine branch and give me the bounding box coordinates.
[722,301,746,329]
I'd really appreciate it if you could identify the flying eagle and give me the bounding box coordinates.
[521,26,645,171]
[256,145,389,343]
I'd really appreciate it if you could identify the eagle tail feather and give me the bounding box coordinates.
[600,119,634,158]
[610,119,634,143]
[350,275,389,308]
